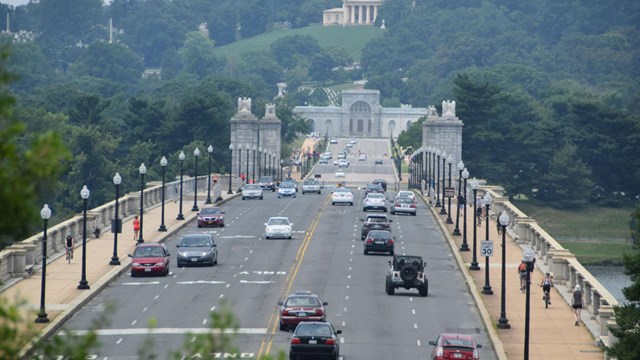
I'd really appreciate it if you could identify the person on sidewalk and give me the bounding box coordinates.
[539,272,554,304]
[65,235,75,261]
[133,215,140,242]
[572,285,584,326]
[518,261,527,291]
[476,206,483,226]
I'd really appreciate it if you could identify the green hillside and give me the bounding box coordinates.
[212,25,384,61]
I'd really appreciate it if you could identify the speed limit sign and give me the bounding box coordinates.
[480,240,494,257]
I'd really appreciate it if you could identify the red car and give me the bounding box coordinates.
[278,291,328,331]
[129,243,170,277]
[429,333,482,360]
[197,207,225,228]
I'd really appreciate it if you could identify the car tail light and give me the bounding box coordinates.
[282,310,289,316]
[395,203,400,207]
[325,338,335,345]
[365,238,373,244]
[315,309,323,316]
[473,348,479,359]
[291,337,301,344]
[436,346,443,357]
[410,203,416,208]
[388,239,394,245]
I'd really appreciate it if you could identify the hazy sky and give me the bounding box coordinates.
[1,0,113,6]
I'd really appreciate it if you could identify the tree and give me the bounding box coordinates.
[70,41,144,85]
[537,143,593,208]
[178,31,224,79]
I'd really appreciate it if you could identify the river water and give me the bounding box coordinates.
[586,265,631,302]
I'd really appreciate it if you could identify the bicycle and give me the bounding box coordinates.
[541,286,551,308]
[519,273,527,293]
[65,247,73,264]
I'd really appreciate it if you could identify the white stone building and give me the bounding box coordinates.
[293,89,428,138]
[323,0,384,26]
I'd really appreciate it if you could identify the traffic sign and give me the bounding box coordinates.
[444,187,455,198]
[480,240,494,257]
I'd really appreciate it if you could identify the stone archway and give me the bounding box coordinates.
[349,101,371,137]
[308,119,316,133]
[388,120,396,137]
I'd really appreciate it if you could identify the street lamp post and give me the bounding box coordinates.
[435,150,441,207]
[245,144,250,184]
[446,155,453,223]
[280,159,284,181]
[35,204,52,323]
[460,168,470,251]
[453,160,465,235]
[138,163,147,243]
[523,248,535,360]
[470,180,480,270]
[258,147,263,177]
[432,149,437,201]
[252,145,257,183]
[440,151,447,215]
[192,147,200,211]
[228,144,234,194]
[263,149,267,177]
[177,151,186,220]
[497,210,511,329]
[482,192,493,295]
[158,157,168,231]
[206,145,213,204]
[77,185,90,290]
[237,144,242,179]
[110,173,123,264]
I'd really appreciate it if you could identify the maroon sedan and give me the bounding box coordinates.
[429,333,482,360]
[197,207,225,228]
[129,243,170,277]
[278,291,328,331]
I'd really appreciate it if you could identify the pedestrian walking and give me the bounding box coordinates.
[572,285,584,326]
[476,206,483,226]
[133,215,140,242]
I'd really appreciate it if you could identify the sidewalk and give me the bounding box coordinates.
[427,195,604,359]
[1,186,238,357]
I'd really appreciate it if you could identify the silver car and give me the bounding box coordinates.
[390,197,417,216]
[363,193,387,212]
[302,179,322,194]
[242,184,264,200]
[176,234,218,267]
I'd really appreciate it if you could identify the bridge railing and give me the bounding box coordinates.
[486,186,619,348]
[0,174,223,286]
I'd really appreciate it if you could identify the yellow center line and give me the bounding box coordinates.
[257,196,329,359]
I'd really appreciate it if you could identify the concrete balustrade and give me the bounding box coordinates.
[484,187,620,348]
[0,175,219,287]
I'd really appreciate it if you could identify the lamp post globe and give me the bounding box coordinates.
[469,179,480,270]
[158,157,168,231]
[110,172,123,265]
[78,185,90,290]
[35,204,52,323]
[460,168,470,250]
[497,210,511,329]
[192,148,200,211]
[177,151,186,220]
[228,143,234,194]
[206,145,213,204]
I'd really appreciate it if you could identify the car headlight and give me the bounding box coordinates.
[133,262,140,267]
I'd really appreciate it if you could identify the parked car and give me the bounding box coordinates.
[278,291,328,330]
[265,216,293,239]
[129,243,170,277]
[197,207,225,227]
[358,153,367,161]
[390,197,417,216]
[258,176,276,192]
[386,254,428,296]
[338,159,350,168]
[335,169,345,178]
[331,187,354,206]
[429,333,482,360]
[176,234,218,267]
[302,179,322,194]
[360,214,393,240]
[278,182,297,198]
[289,322,341,360]
[363,193,387,212]
[241,184,263,200]
[364,230,395,255]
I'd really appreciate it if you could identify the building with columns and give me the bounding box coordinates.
[323,0,384,26]
[293,89,428,138]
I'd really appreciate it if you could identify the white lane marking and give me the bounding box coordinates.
[342,321,346,327]
[244,257,249,261]
[344,307,348,313]
[202,319,207,325]
[347,275,351,279]
[350,258,353,262]
[154,295,159,300]
[345,295,349,300]
[219,294,224,299]
[348,267,352,271]
[412,309,416,315]
[116,338,123,344]
[142,307,148,312]
[249,250,254,254]
[226,284,230,288]
[340,337,345,344]
[350,251,353,255]
[346,285,350,289]
[122,282,160,286]
[176,281,226,285]
[414,323,418,329]
[239,280,274,284]
[131,320,137,326]
[210,306,216,311]
[351,244,355,248]
[219,235,256,239]
[164,284,169,289]
[409,298,413,302]
[417,340,421,346]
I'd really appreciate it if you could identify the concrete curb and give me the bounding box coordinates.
[18,193,241,359]
[417,191,509,360]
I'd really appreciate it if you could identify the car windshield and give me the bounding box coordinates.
[368,231,392,239]
[295,323,332,337]
[268,218,290,226]
[181,236,212,247]
[367,194,384,199]
[200,208,221,215]
[280,183,294,188]
[367,217,388,223]
[367,184,382,190]
[134,246,165,257]
[442,337,474,347]
[244,185,260,190]
[285,296,321,307]
[335,188,351,193]
[304,180,318,185]
[259,177,273,182]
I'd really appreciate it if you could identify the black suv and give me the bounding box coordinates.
[360,214,393,240]
[258,176,276,192]
[372,179,387,191]
[386,255,428,296]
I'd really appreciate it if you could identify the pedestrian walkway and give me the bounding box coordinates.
[1,186,238,357]
[426,195,603,360]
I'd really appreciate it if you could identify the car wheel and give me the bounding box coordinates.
[418,281,429,297]
[220,223,225,227]
[318,191,321,194]
[350,202,353,206]
[412,212,417,216]
[383,208,387,213]
[364,249,368,255]
[279,320,286,331]
[163,267,169,276]
[385,275,395,295]
[390,210,395,215]
[389,250,394,256]
[197,224,202,228]
[131,271,136,278]
[288,235,292,239]
[266,236,270,239]
[272,188,275,192]
[332,202,335,205]
[242,197,245,200]
[213,256,218,266]
[362,208,366,211]
[260,196,264,200]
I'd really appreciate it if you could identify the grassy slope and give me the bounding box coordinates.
[212,25,384,61]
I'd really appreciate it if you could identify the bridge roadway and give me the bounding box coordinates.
[44,138,498,359]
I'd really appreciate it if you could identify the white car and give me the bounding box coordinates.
[394,191,416,202]
[335,169,345,178]
[264,217,293,239]
[330,138,338,144]
[338,159,350,168]
[333,160,339,166]
[363,193,387,212]
[278,183,297,198]
[358,153,367,161]
[242,184,264,200]
[331,188,354,206]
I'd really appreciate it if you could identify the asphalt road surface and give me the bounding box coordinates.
[47,138,497,360]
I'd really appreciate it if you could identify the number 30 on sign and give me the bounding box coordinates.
[480,240,494,257]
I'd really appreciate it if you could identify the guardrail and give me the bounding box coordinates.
[0,174,227,286]
[485,186,619,349]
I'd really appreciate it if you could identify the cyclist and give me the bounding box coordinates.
[518,261,527,291]
[65,235,75,261]
[539,272,554,305]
